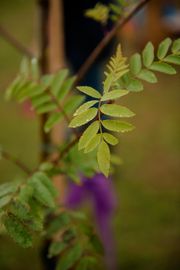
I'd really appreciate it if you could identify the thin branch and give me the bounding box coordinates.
[75,0,151,85]
[1,150,32,175]
[0,24,35,58]
[51,135,80,165]
[47,89,79,137]
[51,0,151,165]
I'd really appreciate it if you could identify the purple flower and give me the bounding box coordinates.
[65,173,117,270]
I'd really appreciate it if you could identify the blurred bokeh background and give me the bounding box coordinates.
[0,0,180,269]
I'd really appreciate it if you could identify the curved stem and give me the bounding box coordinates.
[1,150,31,175]
[75,0,151,85]
[0,24,35,58]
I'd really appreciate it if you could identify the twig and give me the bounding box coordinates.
[52,0,151,164]
[47,89,79,137]
[75,0,151,85]
[1,150,31,175]
[51,135,80,165]
[0,24,35,58]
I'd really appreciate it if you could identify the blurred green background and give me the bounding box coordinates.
[0,0,180,269]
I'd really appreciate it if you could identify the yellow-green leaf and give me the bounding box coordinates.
[44,112,63,133]
[69,108,98,128]
[130,53,142,75]
[84,134,101,153]
[150,62,176,74]
[77,86,101,99]
[101,89,129,101]
[103,133,118,145]
[102,120,135,133]
[163,55,180,65]
[137,69,157,83]
[78,121,99,150]
[157,38,172,60]
[73,100,98,116]
[97,140,110,177]
[100,104,135,118]
[172,38,180,54]
[142,42,154,67]
[56,244,82,270]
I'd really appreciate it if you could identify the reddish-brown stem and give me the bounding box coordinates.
[1,150,31,175]
[75,0,151,85]
[0,24,35,58]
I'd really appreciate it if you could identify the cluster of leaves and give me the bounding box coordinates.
[0,171,57,247]
[1,37,180,268]
[69,45,134,177]
[5,59,84,133]
[85,0,128,25]
[4,38,180,179]
[47,211,103,270]
[119,38,180,92]
[0,170,103,269]
[69,38,180,177]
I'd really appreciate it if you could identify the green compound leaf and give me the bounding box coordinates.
[124,76,144,92]
[103,45,129,92]
[157,38,172,60]
[142,42,154,67]
[130,53,142,75]
[78,121,99,150]
[102,120,135,133]
[48,241,67,258]
[44,112,63,133]
[34,172,57,198]
[73,100,98,116]
[0,181,19,198]
[84,133,101,153]
[171,38,180,54]
[57,76,76,101]
[77,86,101,99]
[100,104,135,118]
[8,200,43,232]
[9,201,32,222]
[31,58,40,81]
[0,195,12,208]
[20,57,30,78]
[18,185,34,204]
[103,133,119,145]
[69,108,98,128]
[3,214,32,248]
[31,94,51,108]
[56,243,82,270]
[36,103,57,114]
[51,69,69,97]
[29,173,56,208]
[47,212,70,237]
[101,89,129,101]
[163,55,180,65]
[137,69,157,83]
[150,62,176,74]
[97,140,110,177]
[76,256,97,270]
[85,3,109,25]
[64,95,85,115]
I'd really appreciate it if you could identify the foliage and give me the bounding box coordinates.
[0,10,180,266]
[70,39,180,177]
[85,0,128,25]
[47,211,103,270]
